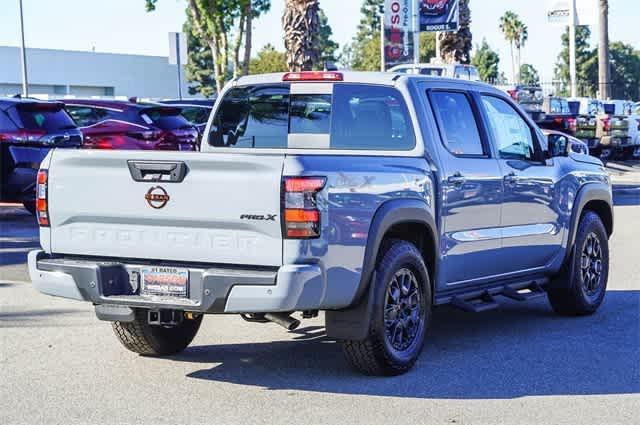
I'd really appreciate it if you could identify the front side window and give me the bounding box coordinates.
[430,91,484,156]
[481,95,537,161]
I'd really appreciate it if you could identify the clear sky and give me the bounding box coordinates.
[0,0,638,81]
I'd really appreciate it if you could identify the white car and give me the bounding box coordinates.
[389,63,481,81]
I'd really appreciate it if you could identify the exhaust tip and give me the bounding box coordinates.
[264,312,300,331]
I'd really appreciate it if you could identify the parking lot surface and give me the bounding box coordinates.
[1,188,639,425]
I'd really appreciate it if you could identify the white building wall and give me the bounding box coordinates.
[0,46,191,99]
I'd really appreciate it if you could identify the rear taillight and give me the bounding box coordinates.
[507,90,518,102]
[601,117,611,132]
[566,117,577,132]
[282,176,326,239]
[36,169,49,227]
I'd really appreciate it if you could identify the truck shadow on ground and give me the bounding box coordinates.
[173,290,639,399]
[613,187,640,206]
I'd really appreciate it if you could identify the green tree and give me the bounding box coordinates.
[350,0,382,70]
[554,26,597,96]
[519,63,540,86]
[499,11,528,83]
[608,42,640,100]
[471,39,500,82]
[249,44,288,74]
[146,0,270,93]
[318,8,339,66]
[183,13,215,97]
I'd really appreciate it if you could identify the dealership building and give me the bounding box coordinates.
[0,46,189,99]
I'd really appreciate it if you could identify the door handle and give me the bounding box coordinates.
[127,160,188,183]
[447,173,466,186]
[504,171,518,185]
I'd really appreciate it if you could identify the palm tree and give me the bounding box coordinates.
[282,0,320,71]
[438,0,472,64]
[500,11,528,84]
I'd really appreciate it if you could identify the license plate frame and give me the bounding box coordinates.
[140,266,189,298]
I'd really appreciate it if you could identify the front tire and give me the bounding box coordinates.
[547,211,609,316]
[342,240,431,376]
[112,309,203,356]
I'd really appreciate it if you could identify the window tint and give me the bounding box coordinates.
[141,108,192,131]
[430,91,484,156]
[180,107,211,125]
[331,85,415,150]
[481,96,537,161]
[290,94,331,134]
[66,106,96,127]
[210,85,289,148]
[209,84,414,151]
[12,104,76,131]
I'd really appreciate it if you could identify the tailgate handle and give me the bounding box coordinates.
[127,161,187,183]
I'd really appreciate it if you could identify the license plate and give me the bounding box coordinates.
[140,266,189,297]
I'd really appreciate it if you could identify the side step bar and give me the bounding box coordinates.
[440,279,548,313]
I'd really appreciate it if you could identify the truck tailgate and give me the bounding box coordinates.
[46,150,284,266]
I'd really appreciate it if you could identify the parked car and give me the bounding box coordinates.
[541,129,589,156]
[420,0,449,16]
[496,84,545,123]
[0,97,82,214]
[389,63,481,81]
[157,99,215,136]
[30,71,613,376]
[537,96,577,135]
[62,99,198,151]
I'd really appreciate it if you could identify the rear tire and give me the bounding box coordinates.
[112,309,203,356]
[547,211,609,316]
[342,240,431,376]
[23,201,36,216]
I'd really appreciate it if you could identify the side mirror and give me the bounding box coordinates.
[547,134,570,157]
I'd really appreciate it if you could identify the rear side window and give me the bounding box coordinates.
[141,108,192,131]
[181,107,211,125]
[430,91,484,156]
[10,104,76,131]
[209,84,415,151]
[331,85,415,150]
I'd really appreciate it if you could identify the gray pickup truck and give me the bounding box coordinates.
[29,71,613,376]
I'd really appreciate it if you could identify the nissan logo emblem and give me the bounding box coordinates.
[145,186,170,209]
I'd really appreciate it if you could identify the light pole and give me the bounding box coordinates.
[18,0,29,97]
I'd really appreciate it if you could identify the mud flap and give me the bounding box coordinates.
[325,271,377,341]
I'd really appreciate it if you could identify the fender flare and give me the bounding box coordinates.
[564,182,613,264]
[325,198,438,341]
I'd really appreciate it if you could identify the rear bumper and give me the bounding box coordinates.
[28,250,324,314]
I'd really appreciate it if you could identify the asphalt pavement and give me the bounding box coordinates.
[1,190,639,425]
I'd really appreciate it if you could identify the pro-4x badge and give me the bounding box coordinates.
[240,214,277,221]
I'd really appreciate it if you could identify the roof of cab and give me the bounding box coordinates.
[232,71,501,94]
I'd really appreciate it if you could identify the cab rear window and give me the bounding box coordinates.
[209,83,415,151]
